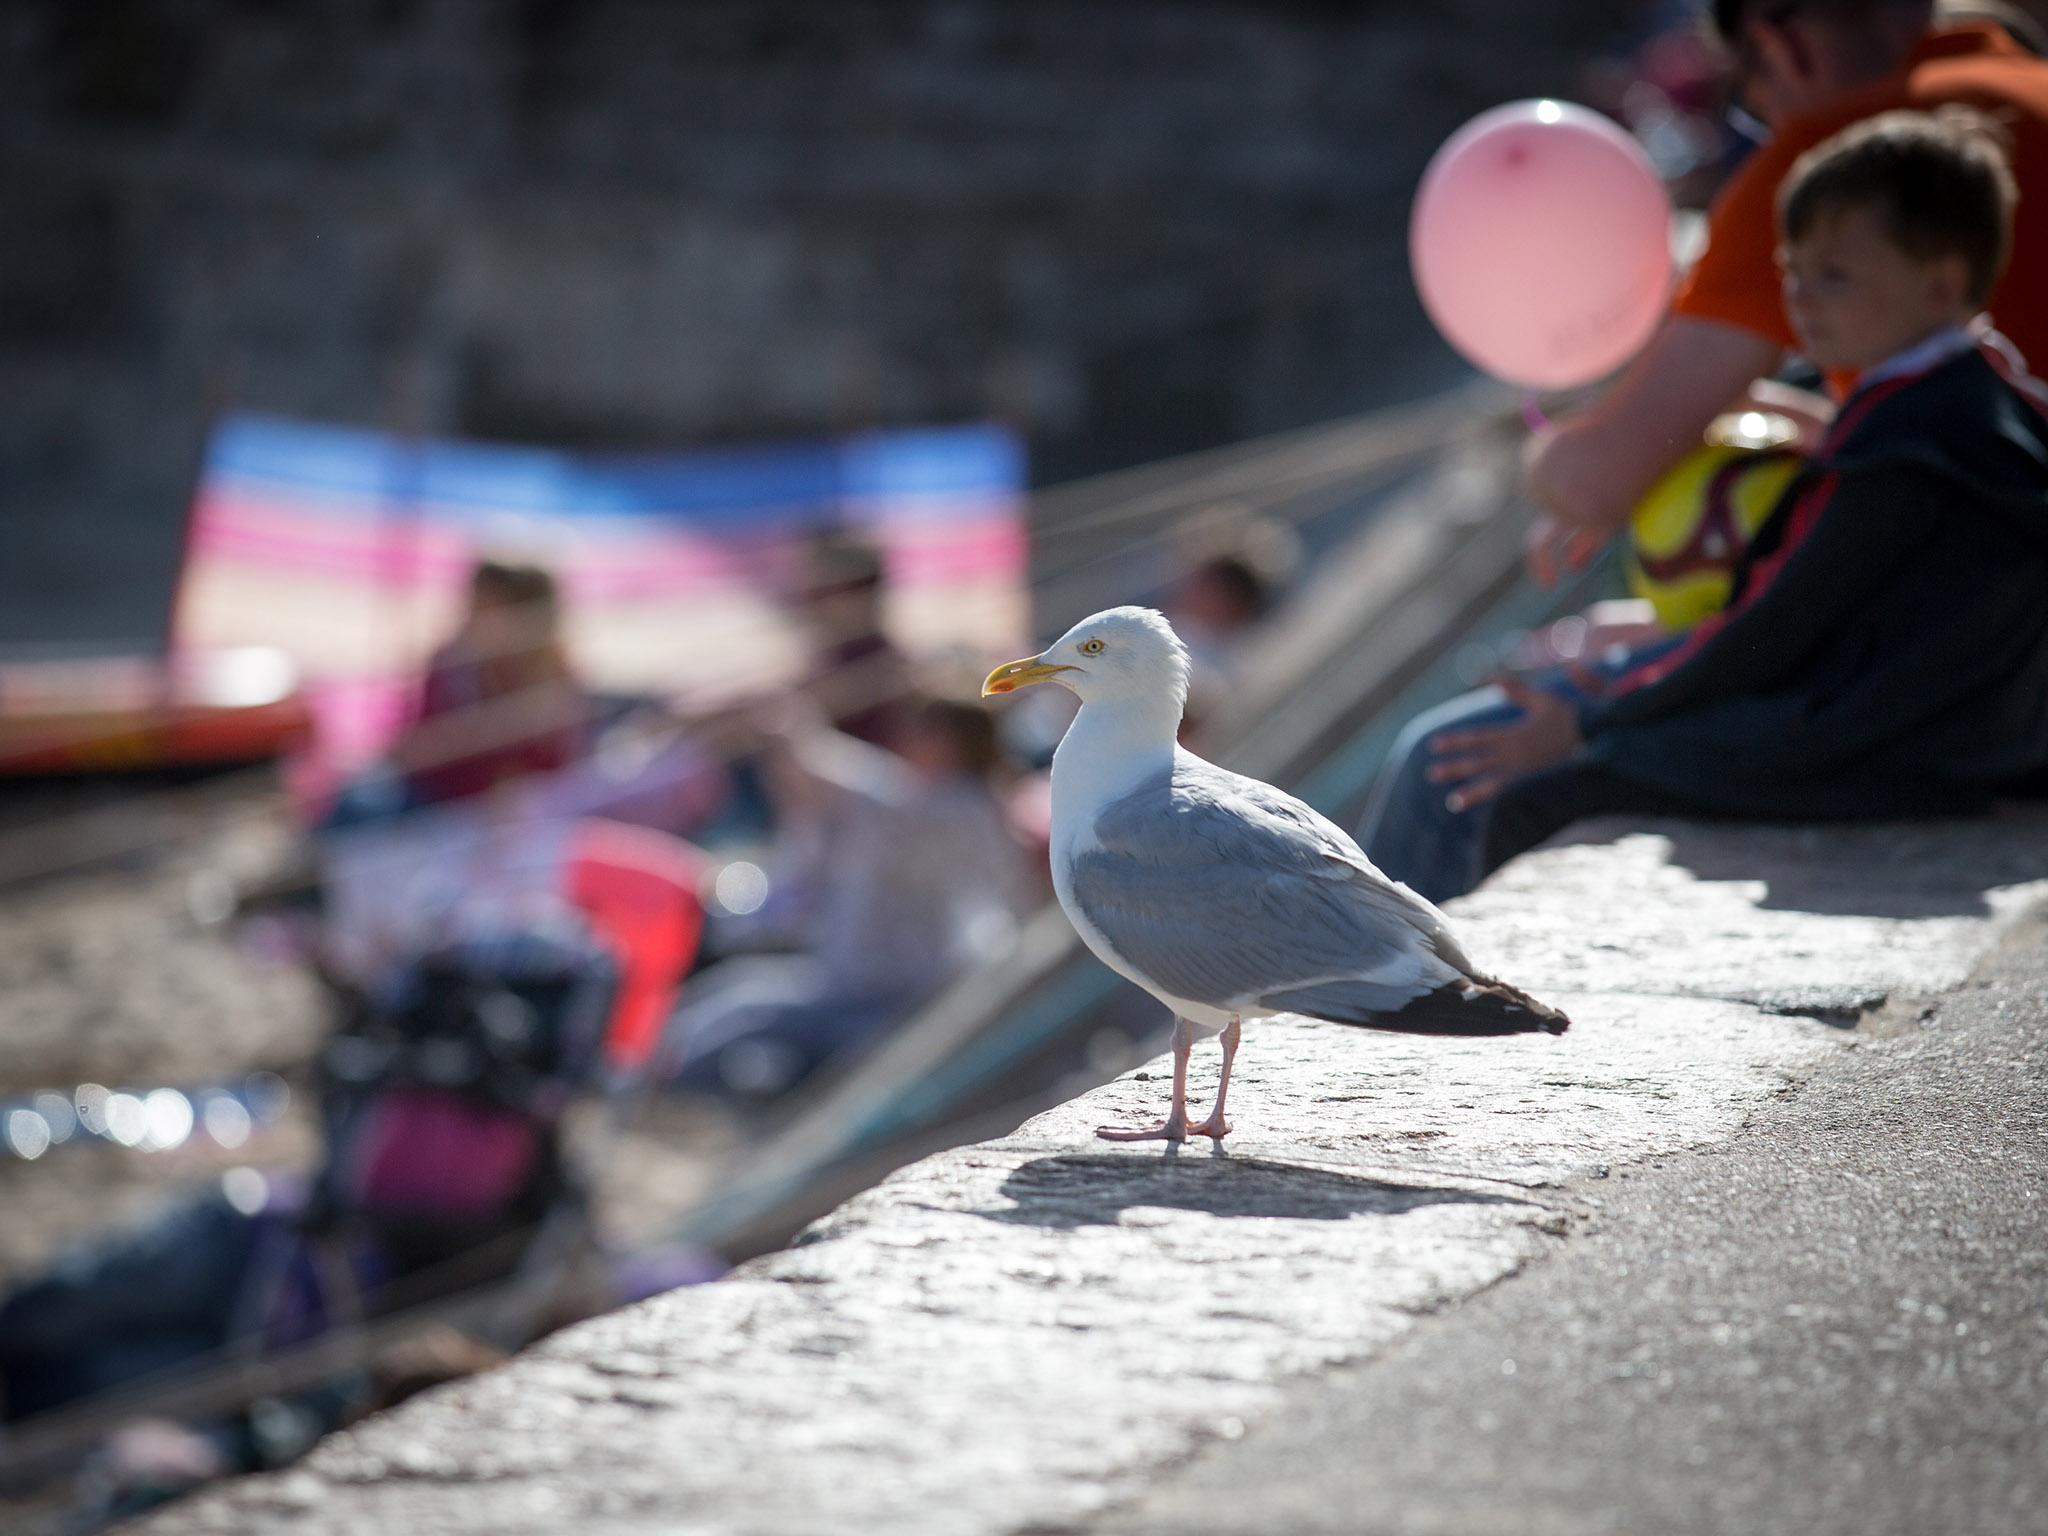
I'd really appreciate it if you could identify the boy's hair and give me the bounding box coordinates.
[1778,106,2019,304]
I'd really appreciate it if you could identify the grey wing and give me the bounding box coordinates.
[1066,757,1467,1012]
[1182,757,1479,963]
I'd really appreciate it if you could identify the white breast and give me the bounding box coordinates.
[1046,703,1237,1035]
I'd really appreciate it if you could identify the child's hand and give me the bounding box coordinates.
[1425,678,1585,812]
[1523,513,1607,589]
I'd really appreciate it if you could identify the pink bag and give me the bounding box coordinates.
[339,1087,541,1220]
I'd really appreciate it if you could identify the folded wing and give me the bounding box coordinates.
[1065,754,1474,1018]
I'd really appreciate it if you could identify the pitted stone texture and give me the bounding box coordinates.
[1066,997,1837,1190]
[145,996,1838,1536]
[1447,816,2048,1016]
[134,814,2048,1536]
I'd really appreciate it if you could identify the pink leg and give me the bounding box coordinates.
[1097,1018,1193,1141]
[1187,1017,1240,1139]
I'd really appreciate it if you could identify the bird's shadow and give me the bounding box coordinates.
[971,1152,1528,1230]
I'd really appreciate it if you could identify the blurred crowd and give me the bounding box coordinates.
[0,510,1302,1515]
[291,512,1305,1099]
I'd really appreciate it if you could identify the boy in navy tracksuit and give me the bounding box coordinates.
[1374,107,2048,892]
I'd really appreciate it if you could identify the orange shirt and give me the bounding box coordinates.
[1672,24,2048,383]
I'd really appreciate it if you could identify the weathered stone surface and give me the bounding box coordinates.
[134,813,2048,1535]
[155,999,1828,1536]
[1450,817,2048,1016]
[1101,911,2048,1536]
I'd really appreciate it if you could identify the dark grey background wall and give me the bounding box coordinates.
[0,0,1626,650]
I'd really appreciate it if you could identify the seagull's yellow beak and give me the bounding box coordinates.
[981,655,1076,697]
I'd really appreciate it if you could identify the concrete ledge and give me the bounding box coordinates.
[140,812,2048,1536]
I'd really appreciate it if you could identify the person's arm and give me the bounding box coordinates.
[1520,100,1832,586]
[758,705,916,822]
[1522,317,1788,584]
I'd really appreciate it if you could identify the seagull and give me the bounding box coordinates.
[983,606,1568,1142]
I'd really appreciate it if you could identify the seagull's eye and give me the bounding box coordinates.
[1079,638,1106,656]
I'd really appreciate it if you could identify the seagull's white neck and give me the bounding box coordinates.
[1050,694,1181,842]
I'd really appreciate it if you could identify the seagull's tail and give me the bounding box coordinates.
[1276,975,1570,1036]
[1427,976,1571,1035]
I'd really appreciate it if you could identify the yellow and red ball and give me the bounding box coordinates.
[1626,429,1802,629]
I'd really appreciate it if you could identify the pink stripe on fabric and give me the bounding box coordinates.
[193,495,1025,594]
[282,675,415,816]
[308,675,413,760]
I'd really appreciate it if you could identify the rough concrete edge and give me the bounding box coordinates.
[128,815,2048,1535]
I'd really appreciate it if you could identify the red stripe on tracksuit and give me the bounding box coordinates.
[1607,370,1923,696]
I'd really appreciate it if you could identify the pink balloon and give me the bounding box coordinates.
[1411,100,1673,390]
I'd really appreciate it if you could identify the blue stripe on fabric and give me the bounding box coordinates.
[202,414,1022,526]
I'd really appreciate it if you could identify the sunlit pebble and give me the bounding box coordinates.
[203,1095,253,1150]
[32,1091,77,1143]
[221,1166,268,1215]
[714,860,770,917]
[142,1088,195,1152]
[104,1093,148,1148]
[5,1109,52,1161]
[75,1083,112,1136]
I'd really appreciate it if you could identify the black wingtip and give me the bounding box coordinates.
[1307,980,1571,1037]
[1268,975,1571,1037]
[1495,980,1571,1035]
[1456,979,1571,1036]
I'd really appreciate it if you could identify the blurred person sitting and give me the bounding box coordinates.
[1168,517,1300,730]
[1521,0,2048,585]
[668,693,1035,1100]
[398,558,587,805]
[1369,109,2048,897]
[798,532,914,749]
[322,558,589,830]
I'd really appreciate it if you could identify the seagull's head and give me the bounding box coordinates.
[981,606,1191,711]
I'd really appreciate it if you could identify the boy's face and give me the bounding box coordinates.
[1778,202,1974,375]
